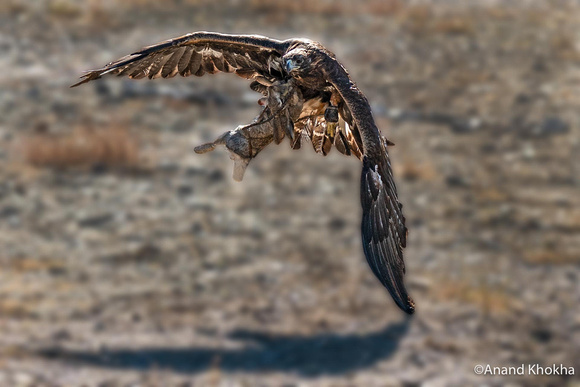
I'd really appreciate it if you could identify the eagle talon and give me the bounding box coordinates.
[326,122,337,139]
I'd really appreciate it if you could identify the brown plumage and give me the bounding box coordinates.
[72,32,414,314]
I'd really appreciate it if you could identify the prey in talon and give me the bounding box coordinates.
[194,79,304,181]
[72,32,415,314]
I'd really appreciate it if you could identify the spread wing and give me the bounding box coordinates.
[360,151,413,314]
[71,32,293,87]
[321,59,414,314]
[282,74,412,313]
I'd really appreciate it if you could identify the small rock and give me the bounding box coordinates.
[534,117,569,137]
[0,205,19,218]
[531,327,553,343]
[158,160,180,173]
[328,217,346,231]
[77,212,114,228]
[445,174,470,187]
[51,329,72,341]
[177,184,194,197]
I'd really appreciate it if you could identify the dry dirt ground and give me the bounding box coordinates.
[0,1,579,386]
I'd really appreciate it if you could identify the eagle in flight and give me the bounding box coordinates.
[73,32,415,314]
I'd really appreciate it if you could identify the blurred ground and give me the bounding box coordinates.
[1,0,579,386]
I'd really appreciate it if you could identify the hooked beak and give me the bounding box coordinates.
[285,59,295,73]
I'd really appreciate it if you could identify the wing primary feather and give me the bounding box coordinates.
[222,51,238,68]
[212,53,227,72]
[335,129,351,155]
[177,47,194,75]
[161,46,186,78]
[128,59,153,79]
[234,54,252,69]
[311,119,325,154]
[147,53,170,79]
[361,156,414,314]
[188,50,202,76]
[201,51,218,74]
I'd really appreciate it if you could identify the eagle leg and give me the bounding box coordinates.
[324,105,339,142]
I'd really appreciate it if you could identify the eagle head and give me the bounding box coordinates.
[283,48,312,77]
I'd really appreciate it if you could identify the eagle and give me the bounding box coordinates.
[72,32,415,314]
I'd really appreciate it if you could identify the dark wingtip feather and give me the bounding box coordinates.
[70,72,101,88]
[401,296,415,314]
[70,79,86,88]
[382,273,415,314]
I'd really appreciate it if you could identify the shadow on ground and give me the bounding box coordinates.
[38,319,411,377]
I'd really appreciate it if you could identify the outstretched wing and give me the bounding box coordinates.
[361,151,414,314]
[71,32,293,87]
[321,56,414,314]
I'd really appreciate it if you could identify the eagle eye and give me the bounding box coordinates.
[294,56,304,66]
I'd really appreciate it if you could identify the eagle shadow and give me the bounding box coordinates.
[39,318,411,377]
